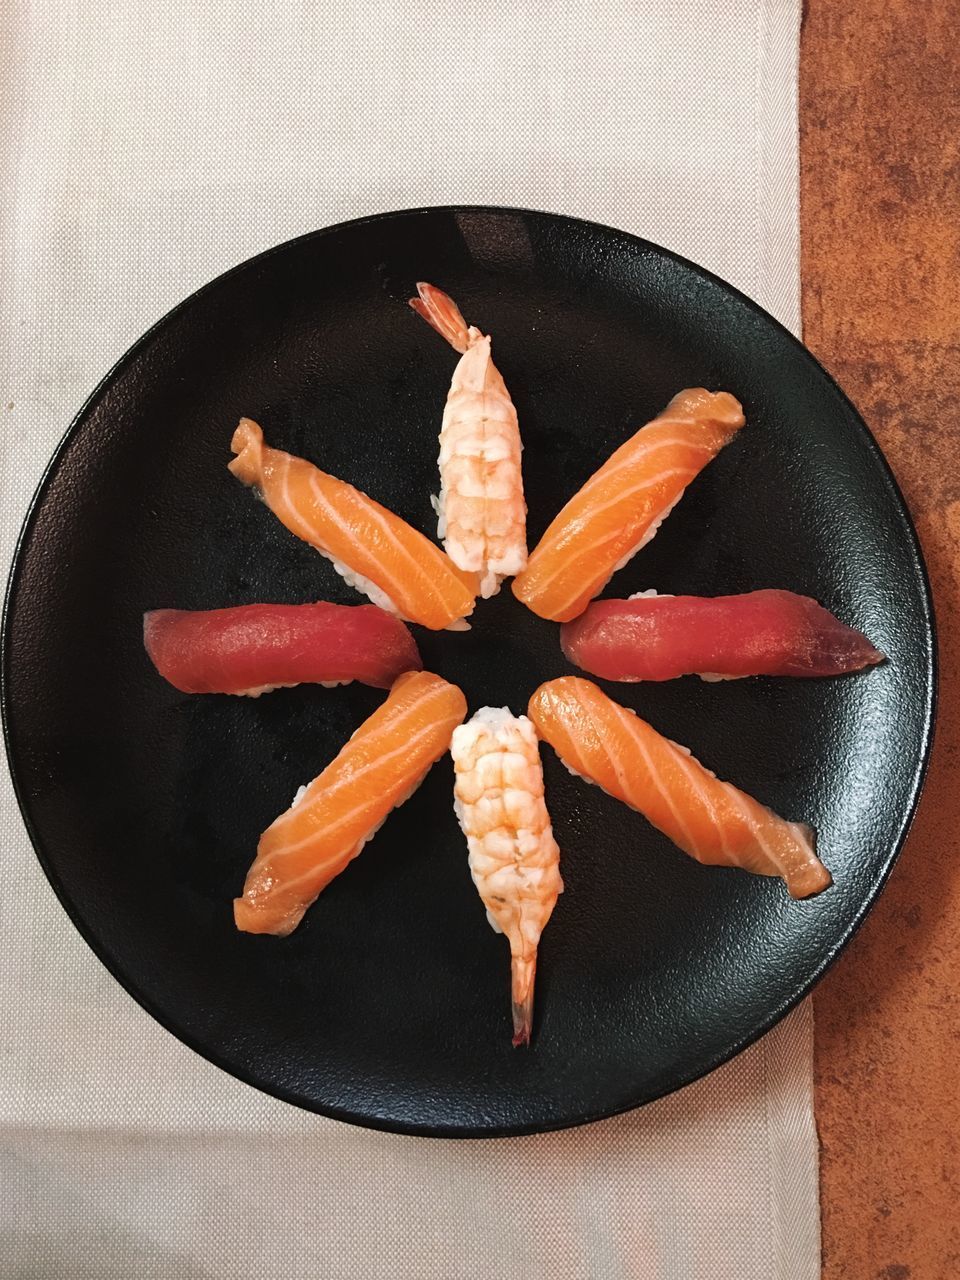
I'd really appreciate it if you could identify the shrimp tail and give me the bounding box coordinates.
[409,282,471,354]
[511,954,536,1047]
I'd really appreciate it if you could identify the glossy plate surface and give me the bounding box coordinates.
[2,207,935,1135]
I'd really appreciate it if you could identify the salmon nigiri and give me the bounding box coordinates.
[513,389,745,622]
[528,677,830,899]
[229,419,479,631]
[234,670,467,935]
[410,283,527,598]
[451,708,562,1045]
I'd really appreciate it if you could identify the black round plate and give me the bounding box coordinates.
[2,207,935,1136]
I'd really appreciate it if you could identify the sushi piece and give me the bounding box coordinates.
[451,708,563,1046]
[528,677,830,899]
[143,601,422,695]
[229,419,479,631]
[560,590,884,683]
[234,670,467,936]
[512,389,746,622]
[410,282,527,598]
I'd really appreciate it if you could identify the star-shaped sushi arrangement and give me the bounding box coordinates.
[144,283,883,1046]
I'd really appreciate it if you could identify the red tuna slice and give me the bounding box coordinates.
[144,602,422,695]
[560,590,883,682]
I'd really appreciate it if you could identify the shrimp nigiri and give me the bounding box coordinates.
[513,389,746,622]
[528,677,830,899]
[229,419,479,631]
[235,670,467,935]
[451,708,562,1045]
[410,283,527,598]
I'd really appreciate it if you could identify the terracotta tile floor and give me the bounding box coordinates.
[800,3,960,1276]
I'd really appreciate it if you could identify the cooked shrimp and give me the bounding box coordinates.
[451,707,563,1045]
[410,283,527,598]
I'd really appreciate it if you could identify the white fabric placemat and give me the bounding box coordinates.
[0,3,819,1277]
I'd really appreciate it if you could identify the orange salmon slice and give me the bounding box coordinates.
[229,419,479,631]
[513,389,745,622]
[235,670,468,935]
[528,676,830,899]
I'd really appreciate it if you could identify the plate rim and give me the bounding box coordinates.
[0,204,939,1137]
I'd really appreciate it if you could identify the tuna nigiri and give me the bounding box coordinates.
[144,601,422,695]
[451,708,563,1045]
[235,670,467,936]
[528,677,830,899]
[410,283,527,598]
[229,419,479,631]
[513,389,745,622]
[561,590,884,683]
